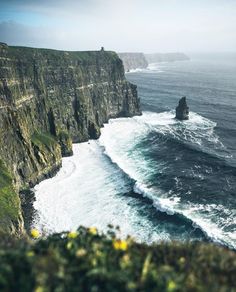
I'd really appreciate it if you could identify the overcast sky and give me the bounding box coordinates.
[0,0,235,52]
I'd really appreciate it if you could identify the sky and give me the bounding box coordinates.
[0,0,235,53]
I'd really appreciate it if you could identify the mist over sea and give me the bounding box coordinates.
[32,53,236,249]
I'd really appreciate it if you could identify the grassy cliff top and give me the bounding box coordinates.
[3,45,119,65]
[0,226,236,291]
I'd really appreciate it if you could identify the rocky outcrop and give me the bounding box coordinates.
[0,43,141,233]
[118,53,148,72]
[175,97,189,120]
[145,53,190,63]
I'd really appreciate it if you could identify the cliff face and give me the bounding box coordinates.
[0,43,141,233]
[118,53,148,72]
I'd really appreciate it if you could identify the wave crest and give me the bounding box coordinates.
[99,111,236,249]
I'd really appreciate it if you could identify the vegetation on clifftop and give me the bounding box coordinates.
[8,46,120,67]
[0,226,236,291]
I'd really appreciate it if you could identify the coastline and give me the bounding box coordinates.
[0,45,141,234]
[30,112,235,250]
[21,111,142,234]
[19,163,62,232]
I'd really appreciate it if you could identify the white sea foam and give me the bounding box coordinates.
[133,181,236,249]
[98,111,235,249]
[33,111,235,248]
[147,62,166,72]
[126,68,147,73]
[33,141,171,242]
[126,63,165,74]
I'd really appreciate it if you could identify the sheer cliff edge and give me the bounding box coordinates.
[0,44,141,233]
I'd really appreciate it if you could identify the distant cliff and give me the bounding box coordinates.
[118,52,189,72]
[145,52,190,63]
[118,53,148,72]
[0,44,141,233]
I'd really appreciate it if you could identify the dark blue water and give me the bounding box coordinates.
[123,53,236,248]
[34,53,236,248]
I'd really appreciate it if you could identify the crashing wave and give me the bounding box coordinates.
[99,111,236,249]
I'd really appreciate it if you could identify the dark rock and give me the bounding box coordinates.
[0,45,141,189]
[0,45,141,234]
[19,189,36,232]
[175,97,189,120]
[0,43,141,232]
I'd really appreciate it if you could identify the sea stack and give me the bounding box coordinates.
[175,96,189,120]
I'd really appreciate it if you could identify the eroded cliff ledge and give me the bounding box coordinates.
[0,43,141,233]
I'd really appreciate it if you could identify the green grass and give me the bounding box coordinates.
[0,160,21,231]
[31,132,57,149]
[0,226,236,291]
[58,130,70,140]
[0,160,12,188]
[8,45,119,65]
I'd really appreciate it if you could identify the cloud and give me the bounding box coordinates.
[0,0,235,52]
[0,21,54,48]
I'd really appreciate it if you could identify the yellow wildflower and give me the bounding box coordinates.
[34,286,44,292]
[76,248,87,258]
[167,280,177,292]
[113,239,128,251]
[26,251,35,257]
[88,227,97,235]
[30,229,40,239]
[67,231,78,239]
[66,241,73,250]
[127,282,136,290]
[179,257,186,264]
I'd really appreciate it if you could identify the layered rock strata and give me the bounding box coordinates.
[0,43,141,233]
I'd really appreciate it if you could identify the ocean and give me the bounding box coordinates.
[32,53,236,249]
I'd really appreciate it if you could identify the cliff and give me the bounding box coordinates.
[145,52,190,63]
[0,44,141,233]
[118,53,148,72]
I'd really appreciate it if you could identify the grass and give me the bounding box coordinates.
[31,132,57,149]
[57,130,70,140]
[8,45,119,65]
[0,226,236,291]
[0,160,12,188]
[0,160,21,231]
